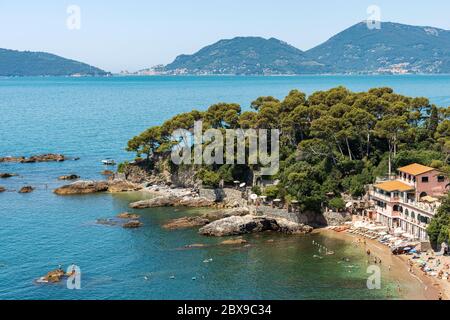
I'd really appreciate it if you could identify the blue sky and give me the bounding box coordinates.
[0,0,449,72]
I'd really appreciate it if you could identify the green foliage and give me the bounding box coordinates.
[329,197,346,211]
[117,161,129,174]
[0,48,108,76]
[393,150,444,168]
[427,194,450,247]
[126,86,449,215]
[263,185,280,199]
[196,169,221,188]
[251,186,262,196]
[164,37,324,75]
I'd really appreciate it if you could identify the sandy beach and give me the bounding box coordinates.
[318,229,442,300]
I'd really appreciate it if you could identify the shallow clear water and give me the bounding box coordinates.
[1,75,449,300]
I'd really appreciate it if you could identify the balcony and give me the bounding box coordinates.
[369,190,399,203]
[370,191,438,216]
[403,199,438,216]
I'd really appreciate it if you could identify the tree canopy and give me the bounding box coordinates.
[127,86,450,212]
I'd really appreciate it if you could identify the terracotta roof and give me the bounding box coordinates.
[374,180,414,192]
[398,163,434,176]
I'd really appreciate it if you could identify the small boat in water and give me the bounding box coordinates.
[102,159,116,165]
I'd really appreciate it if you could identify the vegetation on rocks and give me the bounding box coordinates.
[427,195,450,247]
[126,86,450,214]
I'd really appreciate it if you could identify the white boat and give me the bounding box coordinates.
[102,159,116,165]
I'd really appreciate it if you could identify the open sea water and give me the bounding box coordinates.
[0,75,449,299]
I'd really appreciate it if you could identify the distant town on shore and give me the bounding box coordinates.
[1,21,450,77]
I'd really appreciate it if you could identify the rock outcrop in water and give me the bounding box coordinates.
[36,269,66,284]
[0,173,18,178]
[201,207,251,221]
[129,195,214,209]
[123,220,144,229]
[220,238,248,245]
[54,180,142,195]
[0,186,5,193]
[117,212,140,219]
[0,154,66,163]
[19,186,34,193]
[163,216,210,230]
[199,215,313,237]
[54,181,109,195]
[58,174,80,181]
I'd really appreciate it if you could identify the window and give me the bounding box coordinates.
[438,176,445,183]
[422,177,429,183]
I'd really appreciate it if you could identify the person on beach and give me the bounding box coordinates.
[367,249,371,256]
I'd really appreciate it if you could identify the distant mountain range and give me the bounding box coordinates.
[0,48,108,76]
[136,21,450,75]
[3,21,450,76]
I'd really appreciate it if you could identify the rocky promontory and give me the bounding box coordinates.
[129,195,214,209]
[54,180,142,195]
[199,215,313,237]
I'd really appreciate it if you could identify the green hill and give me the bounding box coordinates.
[160,22,450,75]
[0,48,109,76]
[305,21,450,74]
[164,37,325,75]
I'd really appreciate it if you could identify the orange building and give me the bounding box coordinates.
[370,163,449,241]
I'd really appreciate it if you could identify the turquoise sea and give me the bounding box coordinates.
[1,75,449,300]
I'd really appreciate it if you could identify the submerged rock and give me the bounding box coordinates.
[123,220,144,229]
[19,186,34,193]
[185,243,207,248]
[0,186,5,193]
[220,238,248,245]
[199,215,313,237]
[163,216,210,230]
[58,174,80,181]
[0,154,66,163]
[117,212,140,219]
[101,170,114,176]
[96,218,120,227]
[0,173,17,178]
[54,179,141,195]
[129,195,214,209]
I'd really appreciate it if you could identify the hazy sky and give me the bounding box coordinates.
[1,0,449,72]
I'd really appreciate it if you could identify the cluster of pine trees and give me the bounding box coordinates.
[127,86,450,214]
